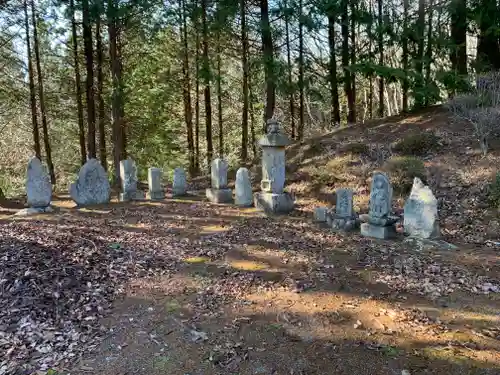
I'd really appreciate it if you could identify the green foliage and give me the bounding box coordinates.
[342,142,369,155]
[488,172,500,209]
[384,156,426,195]
[393,132,440,156]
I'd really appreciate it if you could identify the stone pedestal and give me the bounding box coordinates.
[254,192,294,214]
[206,188,233,203]
[120,190,146,202]
[254,119,294,214]
[361,223,396,239]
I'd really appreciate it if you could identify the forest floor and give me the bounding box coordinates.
[1,106,500,375]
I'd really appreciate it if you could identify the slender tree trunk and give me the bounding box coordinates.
[201,0,213,167]
[341,0,354,123]
[477,0,500,71]
[31,0,55,184]
[402,0,409,112]
[368,0,373,119]
[70,0,86,165]
[195,16,200,173]
[82,0,96,158]
[424,0,433,106]
[377,0,384,117]
[249,77,257,159]
[414,0,425,109]
[181,0,195,175]
[23,0,41,160]
[240,0,249,162]
[96,12,107,171]
[284,0,296,138]
[260,0,275,124]
[349,0,356,123]
[298,0,305,139]
[216,32,223,157]
[327,6,340,125]
[450,0,467,77]
[108,0,126,184]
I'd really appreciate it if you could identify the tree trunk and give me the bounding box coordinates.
[70,0,86,165]
[368,0,373,119]
[424,0,433,106]
[201,0,213,167]
[327,5,340,126]
[240,0,249,162]
[108,0,126,184]
[96,12,107,171]
[477,0,500,71]
[260,0,275,124]
[82,0,96,158]
[298,0,305,139]
[181,0,195,176]
[23,0,41,160]
[194,8,200,173]
[377,0,384,117]
[284,0,296,138]
[249,75,257,159]
[31,0,55,184]
[341,0,354,123]
[450,0,467,76]
[349,0,356,123]
[414,0,425,109]
[402,0,409,112]
[216,31,223,158]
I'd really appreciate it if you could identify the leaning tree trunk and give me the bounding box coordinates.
[23,0,41,160]
[82,0,96,158]
[31,0,55,184]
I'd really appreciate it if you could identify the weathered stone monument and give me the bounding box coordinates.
[404,177,439,239]
[361,172,397,239]
[24,157,52,213]
[330,188,358,231]
[70,158,110,206]
[206,158,232,203]
[254,119,294,214]
[235,167,253,207]
[172,167,187,196]
[119,158,145,201]
[314,207,328,223]
[148,167,165,200]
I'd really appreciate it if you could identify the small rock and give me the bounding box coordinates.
[353,320,363,329]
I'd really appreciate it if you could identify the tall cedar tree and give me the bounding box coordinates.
[298,0,305,139]
[180,0,195,175]
[402,0,409,111]
[108,0,126,183]
[261,0,275,126]
[82,0,96,158]
[476,0,500,71]
[424,0,433,106]
[450,0,467,77]
[377,0,384,117]
[201,0,213,167]
[216,23,223,157]
[349,0,356,123]
[367,0,373,119]
[240,0,249,161]
[70,0,87,164]
[96,11,107,170]
[23,0,41,160]
[194,2,200,172]
[31,0,55,184]
[415,0,426,109]
[341,0,354,122]
[284,0,295,138]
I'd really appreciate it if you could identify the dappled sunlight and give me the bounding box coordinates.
[184,256,210,264]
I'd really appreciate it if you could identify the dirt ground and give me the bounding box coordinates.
[1,108,500,375]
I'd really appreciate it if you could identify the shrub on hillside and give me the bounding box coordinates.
[447,71,500,155]
[488,172,500,209]
[342,142,369,155]
[383,156,426,195]
[393,132,440,156]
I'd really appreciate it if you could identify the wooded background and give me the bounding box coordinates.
[0,0,491,195]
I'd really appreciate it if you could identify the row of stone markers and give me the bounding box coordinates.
[204,119,295,213]
[314,171,439,241]
[23,156,190,212]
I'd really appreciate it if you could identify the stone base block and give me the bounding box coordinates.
[361,223,396,239]
[15,206,55,216]
[253,192,294,214]
[331,216,359,232]
[148,191,165,201]
[120,190,146,202]
[206,188,233,203]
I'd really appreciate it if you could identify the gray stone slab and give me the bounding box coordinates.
[206,188,233,203]
[210,158,228,189]
[119,190,146,202]
[404,177,440,239]
[148,190,165,201]
[70,159,110,206]
[26,156,51,208]
[314,207,328,222]
[361,223,396,239]
[235,167,253,207]
[254,192,294,214]
[172,167,187,196]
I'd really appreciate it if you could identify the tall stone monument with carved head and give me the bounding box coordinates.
[253,119,294,214]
